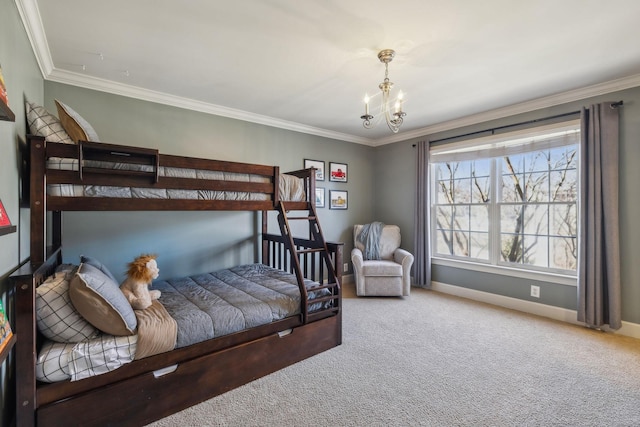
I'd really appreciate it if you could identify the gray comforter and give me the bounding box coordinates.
[155,264,327,348]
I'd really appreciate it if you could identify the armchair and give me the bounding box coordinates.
[351,224,414,297]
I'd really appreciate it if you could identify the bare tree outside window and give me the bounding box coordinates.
[499,146,577,270]
[432,143,578,274]
[434,159,491,261]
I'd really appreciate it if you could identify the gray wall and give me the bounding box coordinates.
[0,0,45,425]
[379,86,640,324]
[374,139,417,245]
[43,82,376,280]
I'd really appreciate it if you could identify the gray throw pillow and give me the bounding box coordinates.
[69,263,136,336]
[80,255,119,284]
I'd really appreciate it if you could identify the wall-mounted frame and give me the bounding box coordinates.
[304,159,325,181]
[0,198,16,236]
[315,187,325,208]
[329,162,348,182]
[329,190,348,210]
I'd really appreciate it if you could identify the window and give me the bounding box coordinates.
[431,120,579,276]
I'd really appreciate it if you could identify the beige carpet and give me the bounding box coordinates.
[148,283,640,427]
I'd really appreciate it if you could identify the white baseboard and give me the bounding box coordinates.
[431,281,640,340]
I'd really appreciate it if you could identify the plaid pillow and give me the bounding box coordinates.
[36,269,100,342]
[25,101,74,144]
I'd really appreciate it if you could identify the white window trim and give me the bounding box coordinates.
[430,120,580,159]
[431,256,578,287]
[430,119,580,282]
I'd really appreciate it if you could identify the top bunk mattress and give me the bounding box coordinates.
[46,157,306,202]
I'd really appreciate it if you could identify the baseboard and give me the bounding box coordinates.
[431,281,640,340]
[341,273,353,285]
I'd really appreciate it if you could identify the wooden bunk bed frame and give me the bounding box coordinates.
[11,135,343,427]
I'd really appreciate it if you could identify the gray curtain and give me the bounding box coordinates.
[577,102,621,329]
[413,140,431,288]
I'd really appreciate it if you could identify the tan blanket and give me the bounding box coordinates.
[133,300,177,360]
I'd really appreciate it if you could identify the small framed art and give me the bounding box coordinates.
[0,198,16,236]
[304,159,325,181]
[329,190,348,210]
[315,187,325,208]
[329,162,347,182]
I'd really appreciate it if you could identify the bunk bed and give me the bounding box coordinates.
[11,135,343,427]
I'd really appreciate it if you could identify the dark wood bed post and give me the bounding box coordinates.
[52,211,62,252]
[14,269,37,427]
[262,209,269,265]
[261,165,278,265]
[30,136,46,265]
[13,250,62,427]
[29,135,64,263]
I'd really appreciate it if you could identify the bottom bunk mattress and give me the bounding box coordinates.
[158,263,329,348]
[35,263,330,383]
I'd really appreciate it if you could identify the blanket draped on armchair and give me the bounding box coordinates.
[357,222,385,260]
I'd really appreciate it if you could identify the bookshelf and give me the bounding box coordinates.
[0,100,14,122]
[0,225,17,236]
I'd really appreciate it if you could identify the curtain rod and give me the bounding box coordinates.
[422,100,623,146]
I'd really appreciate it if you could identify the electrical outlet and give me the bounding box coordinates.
[530,285,540,298]
[343,263,349,272]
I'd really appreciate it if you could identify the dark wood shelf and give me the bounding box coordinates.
[0,225,17,236]
[0,100,15,122]
[0,334,16,364]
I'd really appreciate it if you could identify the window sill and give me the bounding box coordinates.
[431,257,577,287]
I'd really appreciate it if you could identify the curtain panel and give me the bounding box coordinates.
[413,140,431,288]
[577,102,621,329]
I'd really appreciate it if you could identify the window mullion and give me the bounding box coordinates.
[490,158,499,266]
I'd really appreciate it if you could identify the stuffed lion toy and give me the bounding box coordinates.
[120,254,161,310]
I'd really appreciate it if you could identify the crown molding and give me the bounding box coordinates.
[374,73,640,146]
[15,0,53,77]
[46,68,374,145]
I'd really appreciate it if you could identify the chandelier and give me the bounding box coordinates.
[360,49,406,133]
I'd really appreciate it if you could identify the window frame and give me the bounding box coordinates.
[429,120,580,285]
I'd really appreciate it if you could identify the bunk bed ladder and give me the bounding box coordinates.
[277,201,340,323]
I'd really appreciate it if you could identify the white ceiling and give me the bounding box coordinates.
[17,0,640,146]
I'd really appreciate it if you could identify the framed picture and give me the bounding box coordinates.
[329,162,348,182]
[315,187,325,208]
[304,159,325,181]
[0,199,10,227]
[329,190,348,210]
[0,198,16,236]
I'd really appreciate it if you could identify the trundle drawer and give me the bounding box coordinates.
[37,315,340,427]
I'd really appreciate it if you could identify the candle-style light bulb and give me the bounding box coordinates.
[397,91,404,113]
[364,94,370,116]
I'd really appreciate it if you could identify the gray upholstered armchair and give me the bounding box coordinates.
[351,224,414,297]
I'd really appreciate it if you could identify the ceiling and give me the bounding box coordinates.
[16,0,640,146]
